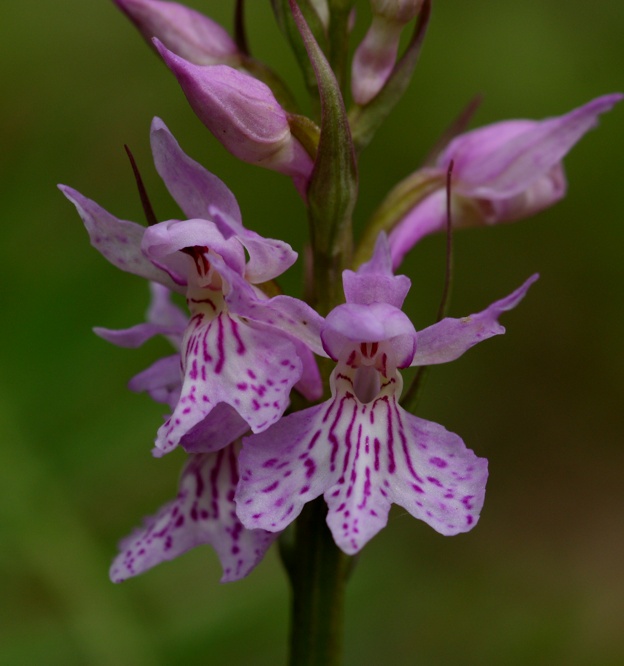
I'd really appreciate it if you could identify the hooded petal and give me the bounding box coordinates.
[321,302,416,368]
[412,274,538,366]
[110,447,277,584]
[440,94,624,199]
[59,185,181,291]
[142,218,246,282]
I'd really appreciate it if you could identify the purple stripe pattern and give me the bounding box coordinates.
[61,119,323,456]
[236,234,534,554]
[110,443,277,583]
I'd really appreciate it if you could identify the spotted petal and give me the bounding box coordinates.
[110,446,277,583]
[237,371,487,553]
[155,311,302,454]
[412,274,538,366]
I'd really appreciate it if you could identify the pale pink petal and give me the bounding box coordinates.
[218,263,326,357]
[150,117,243,223]
[441,94,624,199]
[128,354,181,409]
[93,322,180,348]
[208,207,297,284]
[155,44,314,183]
[387,188,447,269]
[343,232,411,307]
[412,274,538,366]
[180,402,250,454]
[113,0,240,65]
[58,185,181,291]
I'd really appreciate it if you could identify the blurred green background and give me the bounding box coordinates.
[1,1,623,664]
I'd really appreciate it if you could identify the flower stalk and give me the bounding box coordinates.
[283,498,351,666]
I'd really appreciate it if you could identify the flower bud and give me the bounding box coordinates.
[113,0,240,65]
[351,0,423,105]
[381,94,624,267]
[155,41,314,191]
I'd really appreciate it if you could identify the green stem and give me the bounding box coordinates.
[282,497,351,666]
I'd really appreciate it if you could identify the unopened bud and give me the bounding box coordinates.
[156,41,314,190]
[113,0,240,65]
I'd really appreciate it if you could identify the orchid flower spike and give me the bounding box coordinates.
[154,41,314,195]
[351,0,424,105]
[113,0,241,66]
[236,234,537,554]
[387,93,623,268]
[60,118,323,457]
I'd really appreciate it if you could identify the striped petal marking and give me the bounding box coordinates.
[154,274,301,455]
[110,444,277,583]
[236,343,487,555]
